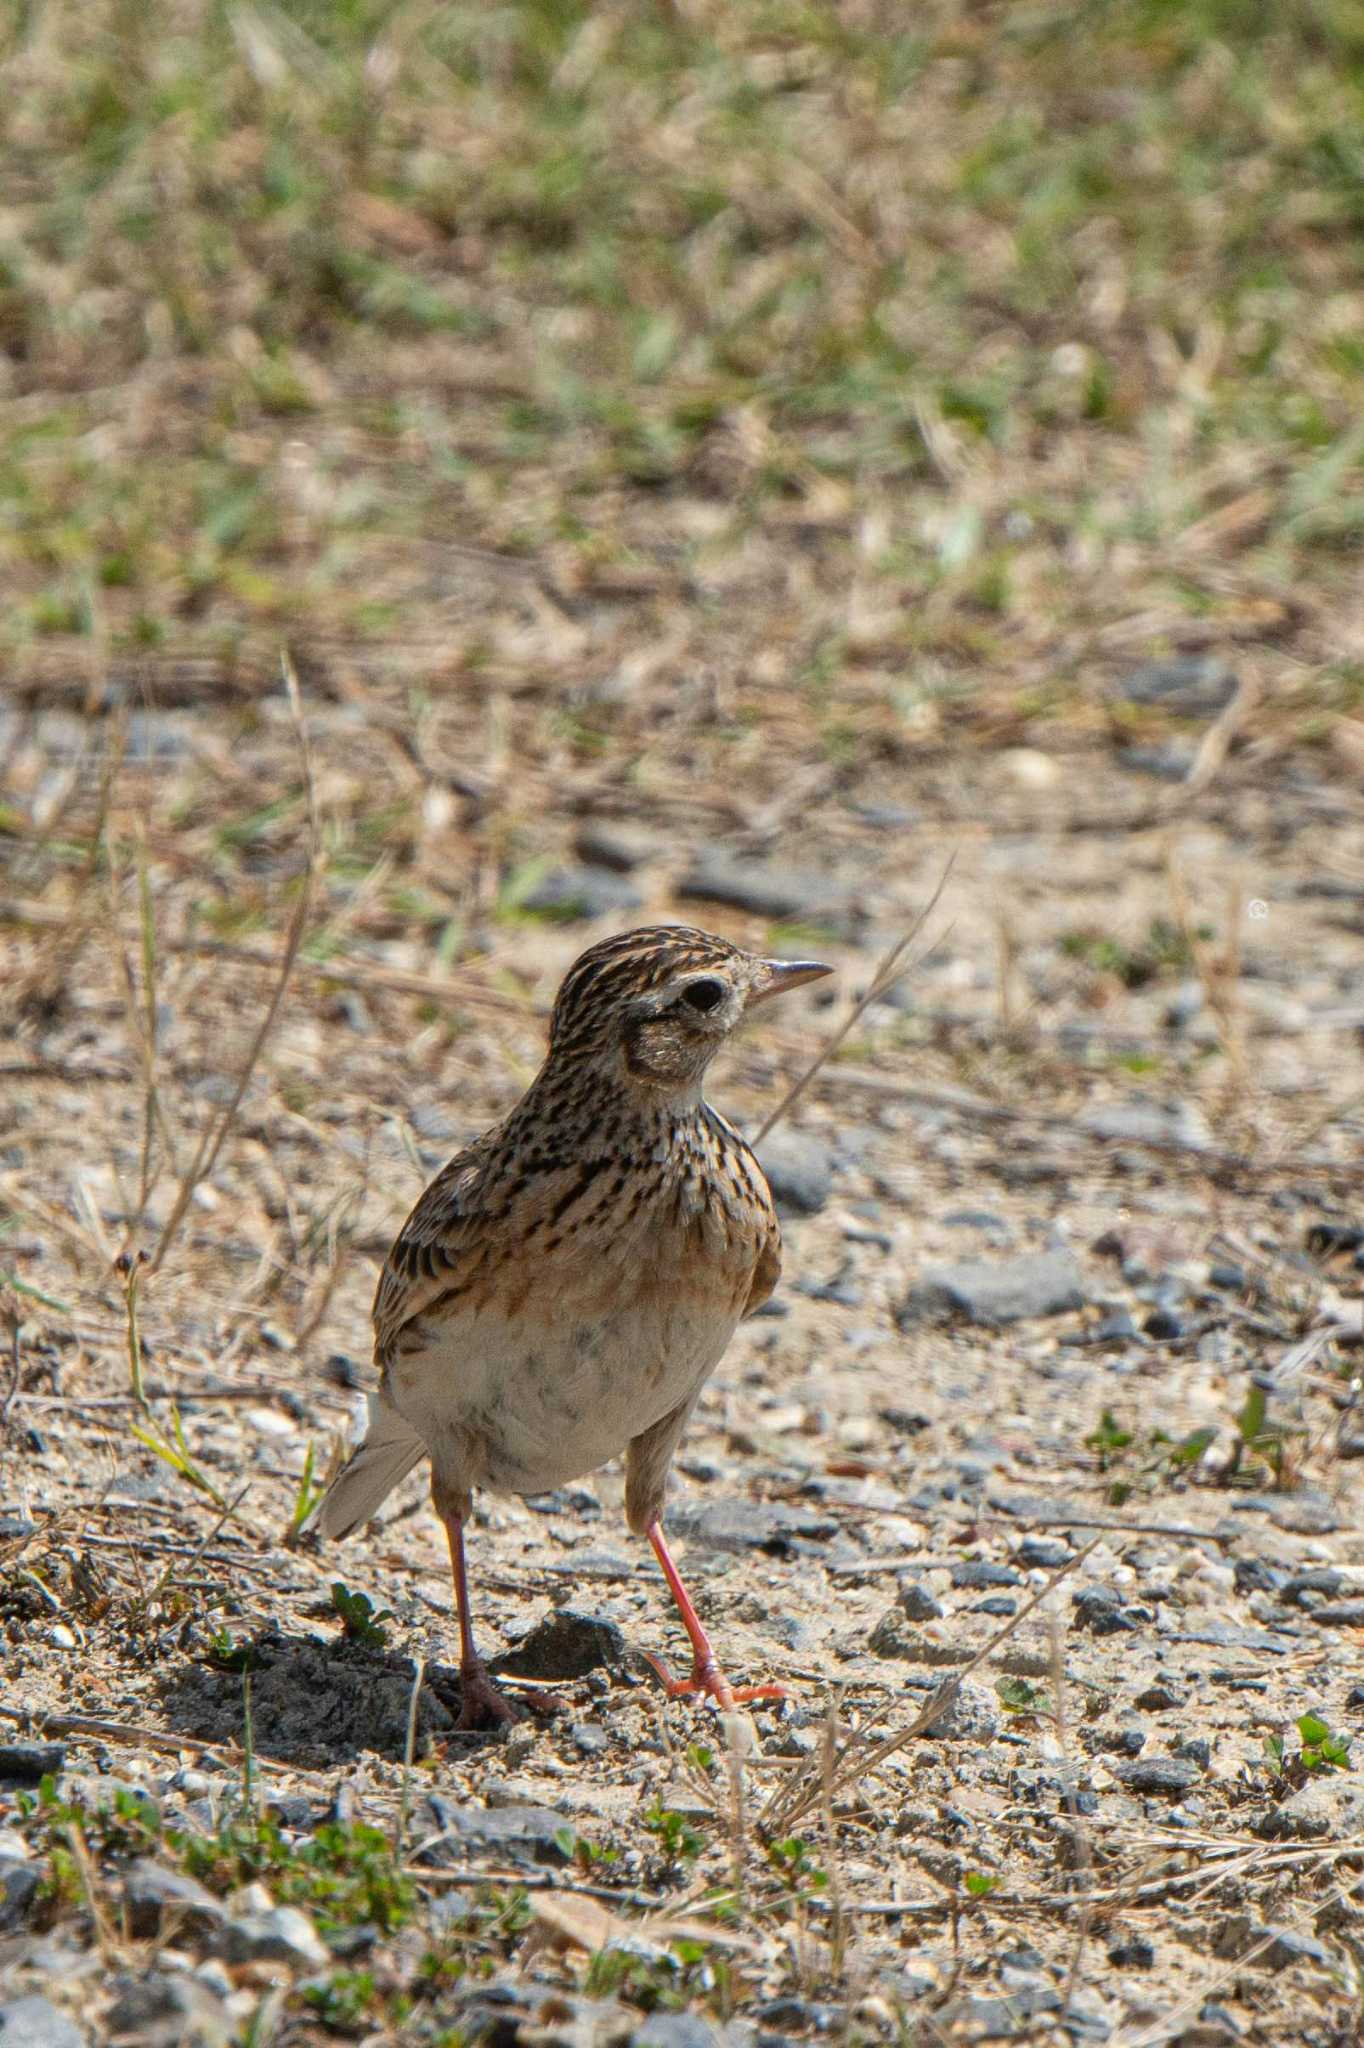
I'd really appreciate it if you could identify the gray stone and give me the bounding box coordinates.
[1115,656,1238,719]
[520,866,643,921]
[1305,1600,1364,1627]
[124,1859,225,1939]
[1114,1756,1199,1796]
[676,852,849,923]
[572,821,657,872]
[1255,1779,1364,1842]
[0,2000,87,2048]
[901,1250,1086,1327]
[0,1859,39,1931]
[492,1610,628,1680]
[951,1559,1022,1589]
[222,1904,327,1969]
[868,1609,923,1659]
[753,1129,833,1215]
[105,1975,232,2048]
[917,1680,999,1743]
[1214,1917,1331,1968]
[0,1743,66,1783]
[666,1497,838,1554]
[897,1577,944,1622]
[1081,1097,1210,1152]
[421,1800,571,1867]
[632,2018,729,2048]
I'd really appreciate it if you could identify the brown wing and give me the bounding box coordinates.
[371,1132,502,1367]
[743,1221,782,1318]
[371,1129,610,1367]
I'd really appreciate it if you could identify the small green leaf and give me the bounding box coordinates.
[964,1870,999,1896]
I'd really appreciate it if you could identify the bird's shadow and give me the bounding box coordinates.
[155,1623,468,1767]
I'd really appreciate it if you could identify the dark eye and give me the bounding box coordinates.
[681,977,726,1014]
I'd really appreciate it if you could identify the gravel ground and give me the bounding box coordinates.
[2,697,1363,2045]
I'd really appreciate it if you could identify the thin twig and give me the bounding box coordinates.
[765,1539,1100,1835]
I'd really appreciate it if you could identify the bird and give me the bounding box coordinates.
[308,924,832,1728]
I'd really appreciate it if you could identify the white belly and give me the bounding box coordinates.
[387,1277,742,1497]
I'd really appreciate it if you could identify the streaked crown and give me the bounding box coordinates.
[545,924,831,1091]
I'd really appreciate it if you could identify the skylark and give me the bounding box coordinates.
[310,925,831,1726]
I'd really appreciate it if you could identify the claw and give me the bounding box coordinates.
[455,1661,524,1730]
[641,1648,787,1710]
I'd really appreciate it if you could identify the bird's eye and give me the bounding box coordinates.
[681,977,726,1014]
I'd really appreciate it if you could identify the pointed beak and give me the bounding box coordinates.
[748,957,834,1006]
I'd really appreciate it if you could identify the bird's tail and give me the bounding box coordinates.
[306,1395,427,1540]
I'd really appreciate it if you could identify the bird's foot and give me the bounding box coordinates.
[641,1649,787,1711]
[455,1660,525,1730]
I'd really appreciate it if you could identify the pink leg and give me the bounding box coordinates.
[442,1512,521,1729]
[645,1519,786,1711]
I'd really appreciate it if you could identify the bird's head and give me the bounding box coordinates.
[547,924,831,1097]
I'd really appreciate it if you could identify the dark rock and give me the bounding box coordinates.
[1208,1264,1248,1292]
[1306,1600,1364,1627]
[1018,1537,1071,1570]
[1115,656,1238,719]
[1134,1682,1188,1711]
[1107,1934,1155,1968]
[1172,1735,1212,1769]
[868,1609,923,1659]
[974,1595,1018,1616]
[1115,1756,1199,1796]
[520,866,643,921]
[105,1975,232,2047]
[422,1799,572,1867]
[893,1578,943,1622]
[753,1129,833,1215]
[1073,1588,1136,1635]
[0,2001,87,2048]
[676,853,848,924]
[0,1860,39,1931]
[1214,1917,1331,1968]
[666,1498,838,1554]
[951,1560,1022,1589]
[124,1858,225,1939]
[1064,1307,1139,1347]
[901,1250,1087,1327]
[1234,1557,1284,1595]
[1169,1621,1294,1655]
[264,1794,315,1832]
[1305,1223,1364,1258]
[492,1611,627,1681]
[572,821,657,873]
[1143,1307,1185,1341]
[1346,1683,1364,1709]
[0,1742,66,1783]
[880,1406,932,1436]
[1278,1568,1343,1607]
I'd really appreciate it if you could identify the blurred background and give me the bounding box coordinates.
[4,5,1364,2038]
